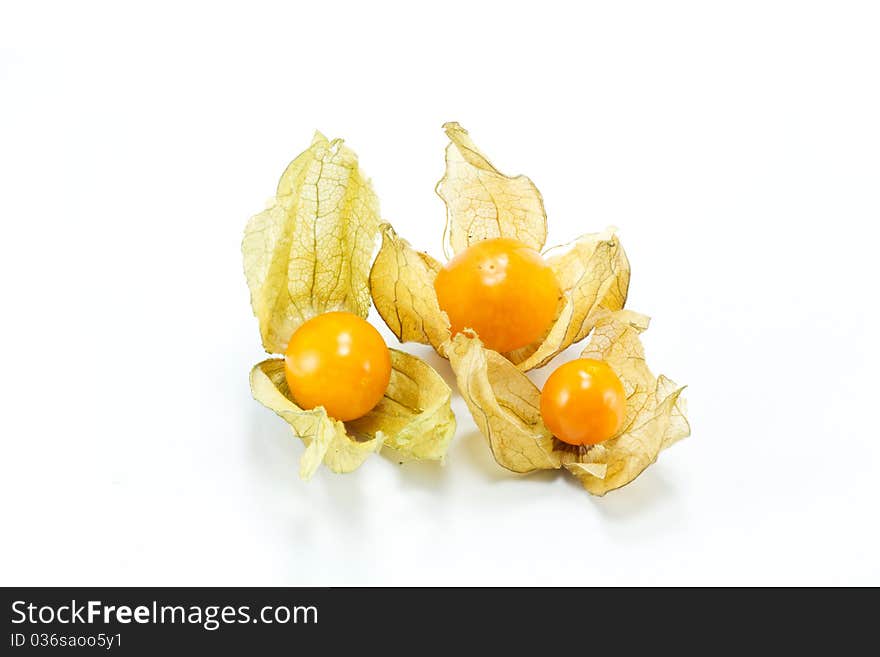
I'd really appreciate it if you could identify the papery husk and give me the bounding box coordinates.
[243,132,381,354]
[448,311,690,495]
[250,349,456,479]
[436,122,547,257]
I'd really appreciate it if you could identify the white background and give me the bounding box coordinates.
[2,1,878,586]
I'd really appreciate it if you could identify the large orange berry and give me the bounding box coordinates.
[284,312,391,421]
[434,238,560,353]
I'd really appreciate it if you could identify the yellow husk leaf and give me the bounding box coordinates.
[242,132,381,354]
[250,350,456,479]
[250,359,382,480]
[447,333,558,473]
[448,311,690,494]
[436,122,547,257]
[348,349,456,461]
[567,310,690,495]
[369,223,451,354]
[505,228,631,371]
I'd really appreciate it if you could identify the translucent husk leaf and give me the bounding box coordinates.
[242,132,381,354]
[566,310,690,495]
[348,349,456,461]
[449,311,690,494]
[436,122,547,257]
[250,359,382,480]
[250,350,456,478]
[657,374,691,450]
[447,333,558,473]
[369,223,451,354]
[504,228,631,371]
